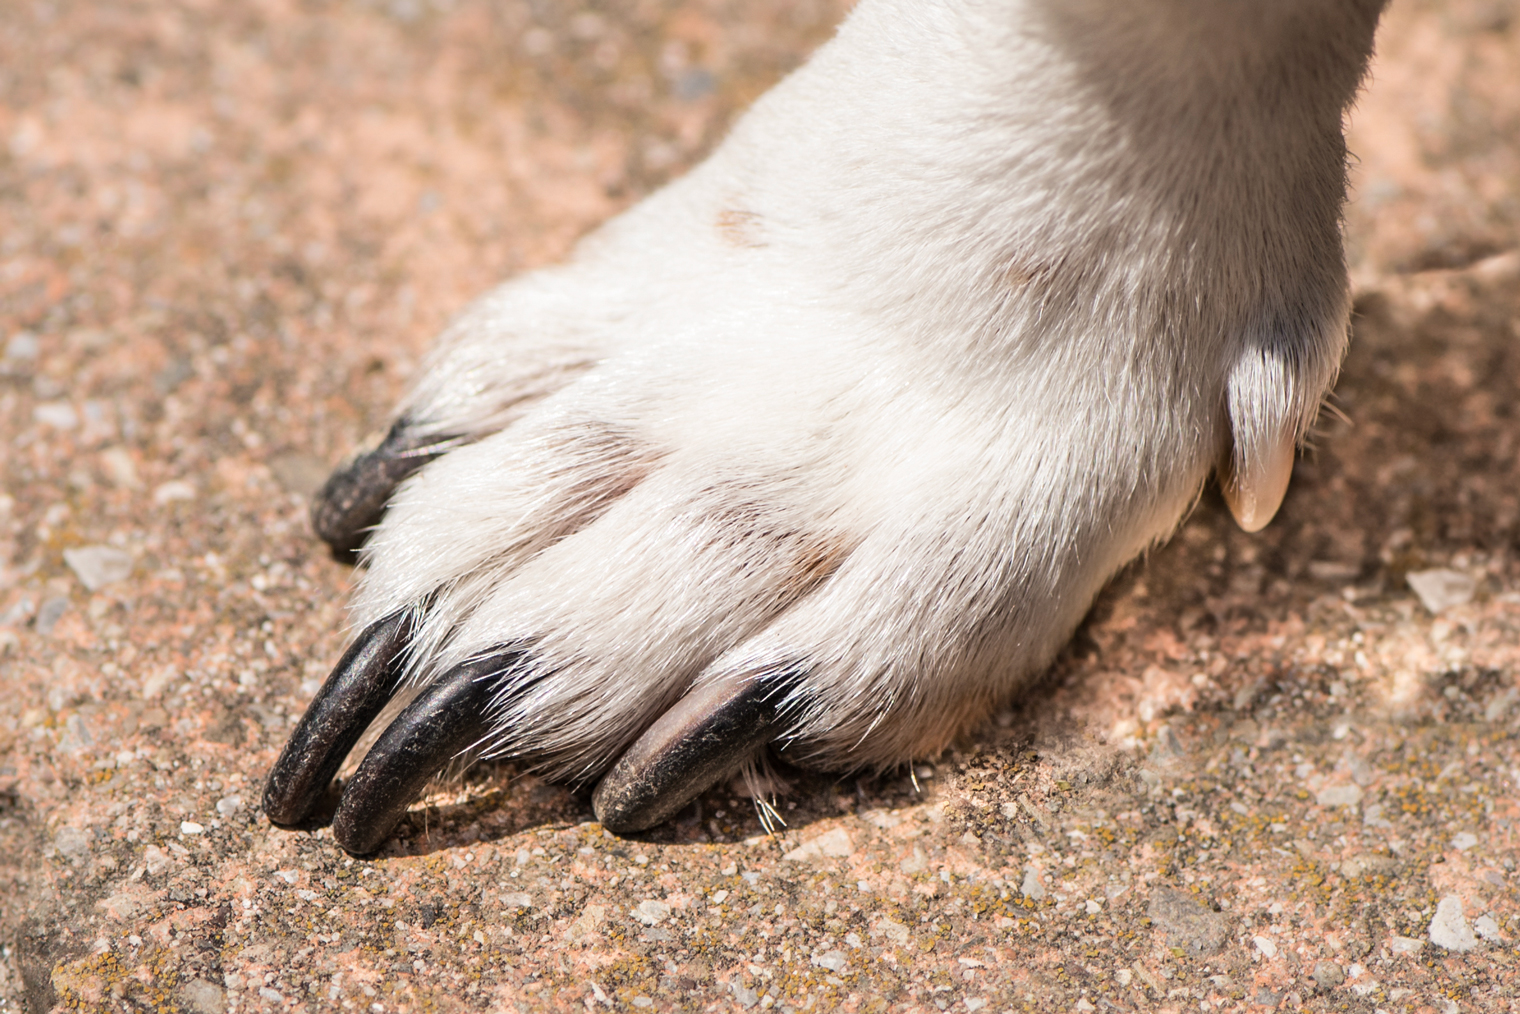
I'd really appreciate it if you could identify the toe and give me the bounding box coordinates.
[311,421,455,558]
[331,650,528,855]
[263,609,416,827]
[592,664,805,833]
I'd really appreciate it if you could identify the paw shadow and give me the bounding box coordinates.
[369,752,959,858]
[975,260,1520,771]
[371,764,591,857]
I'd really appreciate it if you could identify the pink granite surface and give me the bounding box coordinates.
[0,1,1516,1012]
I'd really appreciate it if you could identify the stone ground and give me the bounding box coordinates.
[0,0,1517,1012]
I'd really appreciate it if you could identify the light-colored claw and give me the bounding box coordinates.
[1220,433,1297,533]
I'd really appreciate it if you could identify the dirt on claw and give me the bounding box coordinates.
[2,1,1519,1012]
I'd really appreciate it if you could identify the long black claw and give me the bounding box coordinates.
[331,653,520,856]
[592,667,804,834]
[263,610,414,828]
[311,419,452,559]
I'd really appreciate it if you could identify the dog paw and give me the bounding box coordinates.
[265,0,1370,852]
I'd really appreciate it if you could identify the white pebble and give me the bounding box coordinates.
[153,480,197,504]
[1473,915,1504,942]
[5,331,39,360]
[633,899,671,925]
[63,545,133,591]
[1407,568,1476,614]
[99,448,141,488]
[1429,895,1479,952]
[1315,784,1362,808]
[34,401,79,429]
[1485,687,1518,722]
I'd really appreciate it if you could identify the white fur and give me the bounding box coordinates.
[350,0,1385,782]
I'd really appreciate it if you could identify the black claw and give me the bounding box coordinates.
[263,610,415,828]
[331,652,523,856]
[592,666,805,834]
[311,418,453,559]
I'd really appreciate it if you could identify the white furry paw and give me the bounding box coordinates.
[265,0,1380,853]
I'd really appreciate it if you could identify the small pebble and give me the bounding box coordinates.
[1406,568,1476,614]
[1315,783,1362,807]
[99,447,141,488]
[34,401,78,429]
[4,331,39,360]
[36,597,69,636]
[633,899,670,925]
[153,480,197,504]
[783,827,852,861]
[673,67,715,101]
[1473,915,1503,942]
[1484,687,1518,722]
[1148,888,1229,956]
[180,978,224,1014]
[53,826,93,861]
[0,598,35,626]
[1313,961,1344,988]
[64,545,134,591]
[1429,895,1478,952]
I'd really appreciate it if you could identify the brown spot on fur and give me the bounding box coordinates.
[782,537,848,600]
[715,208,766,248]
[697,495,849,600]
[533,421,665,549]
[1003,258,1052,287]
[555,421,660,510]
